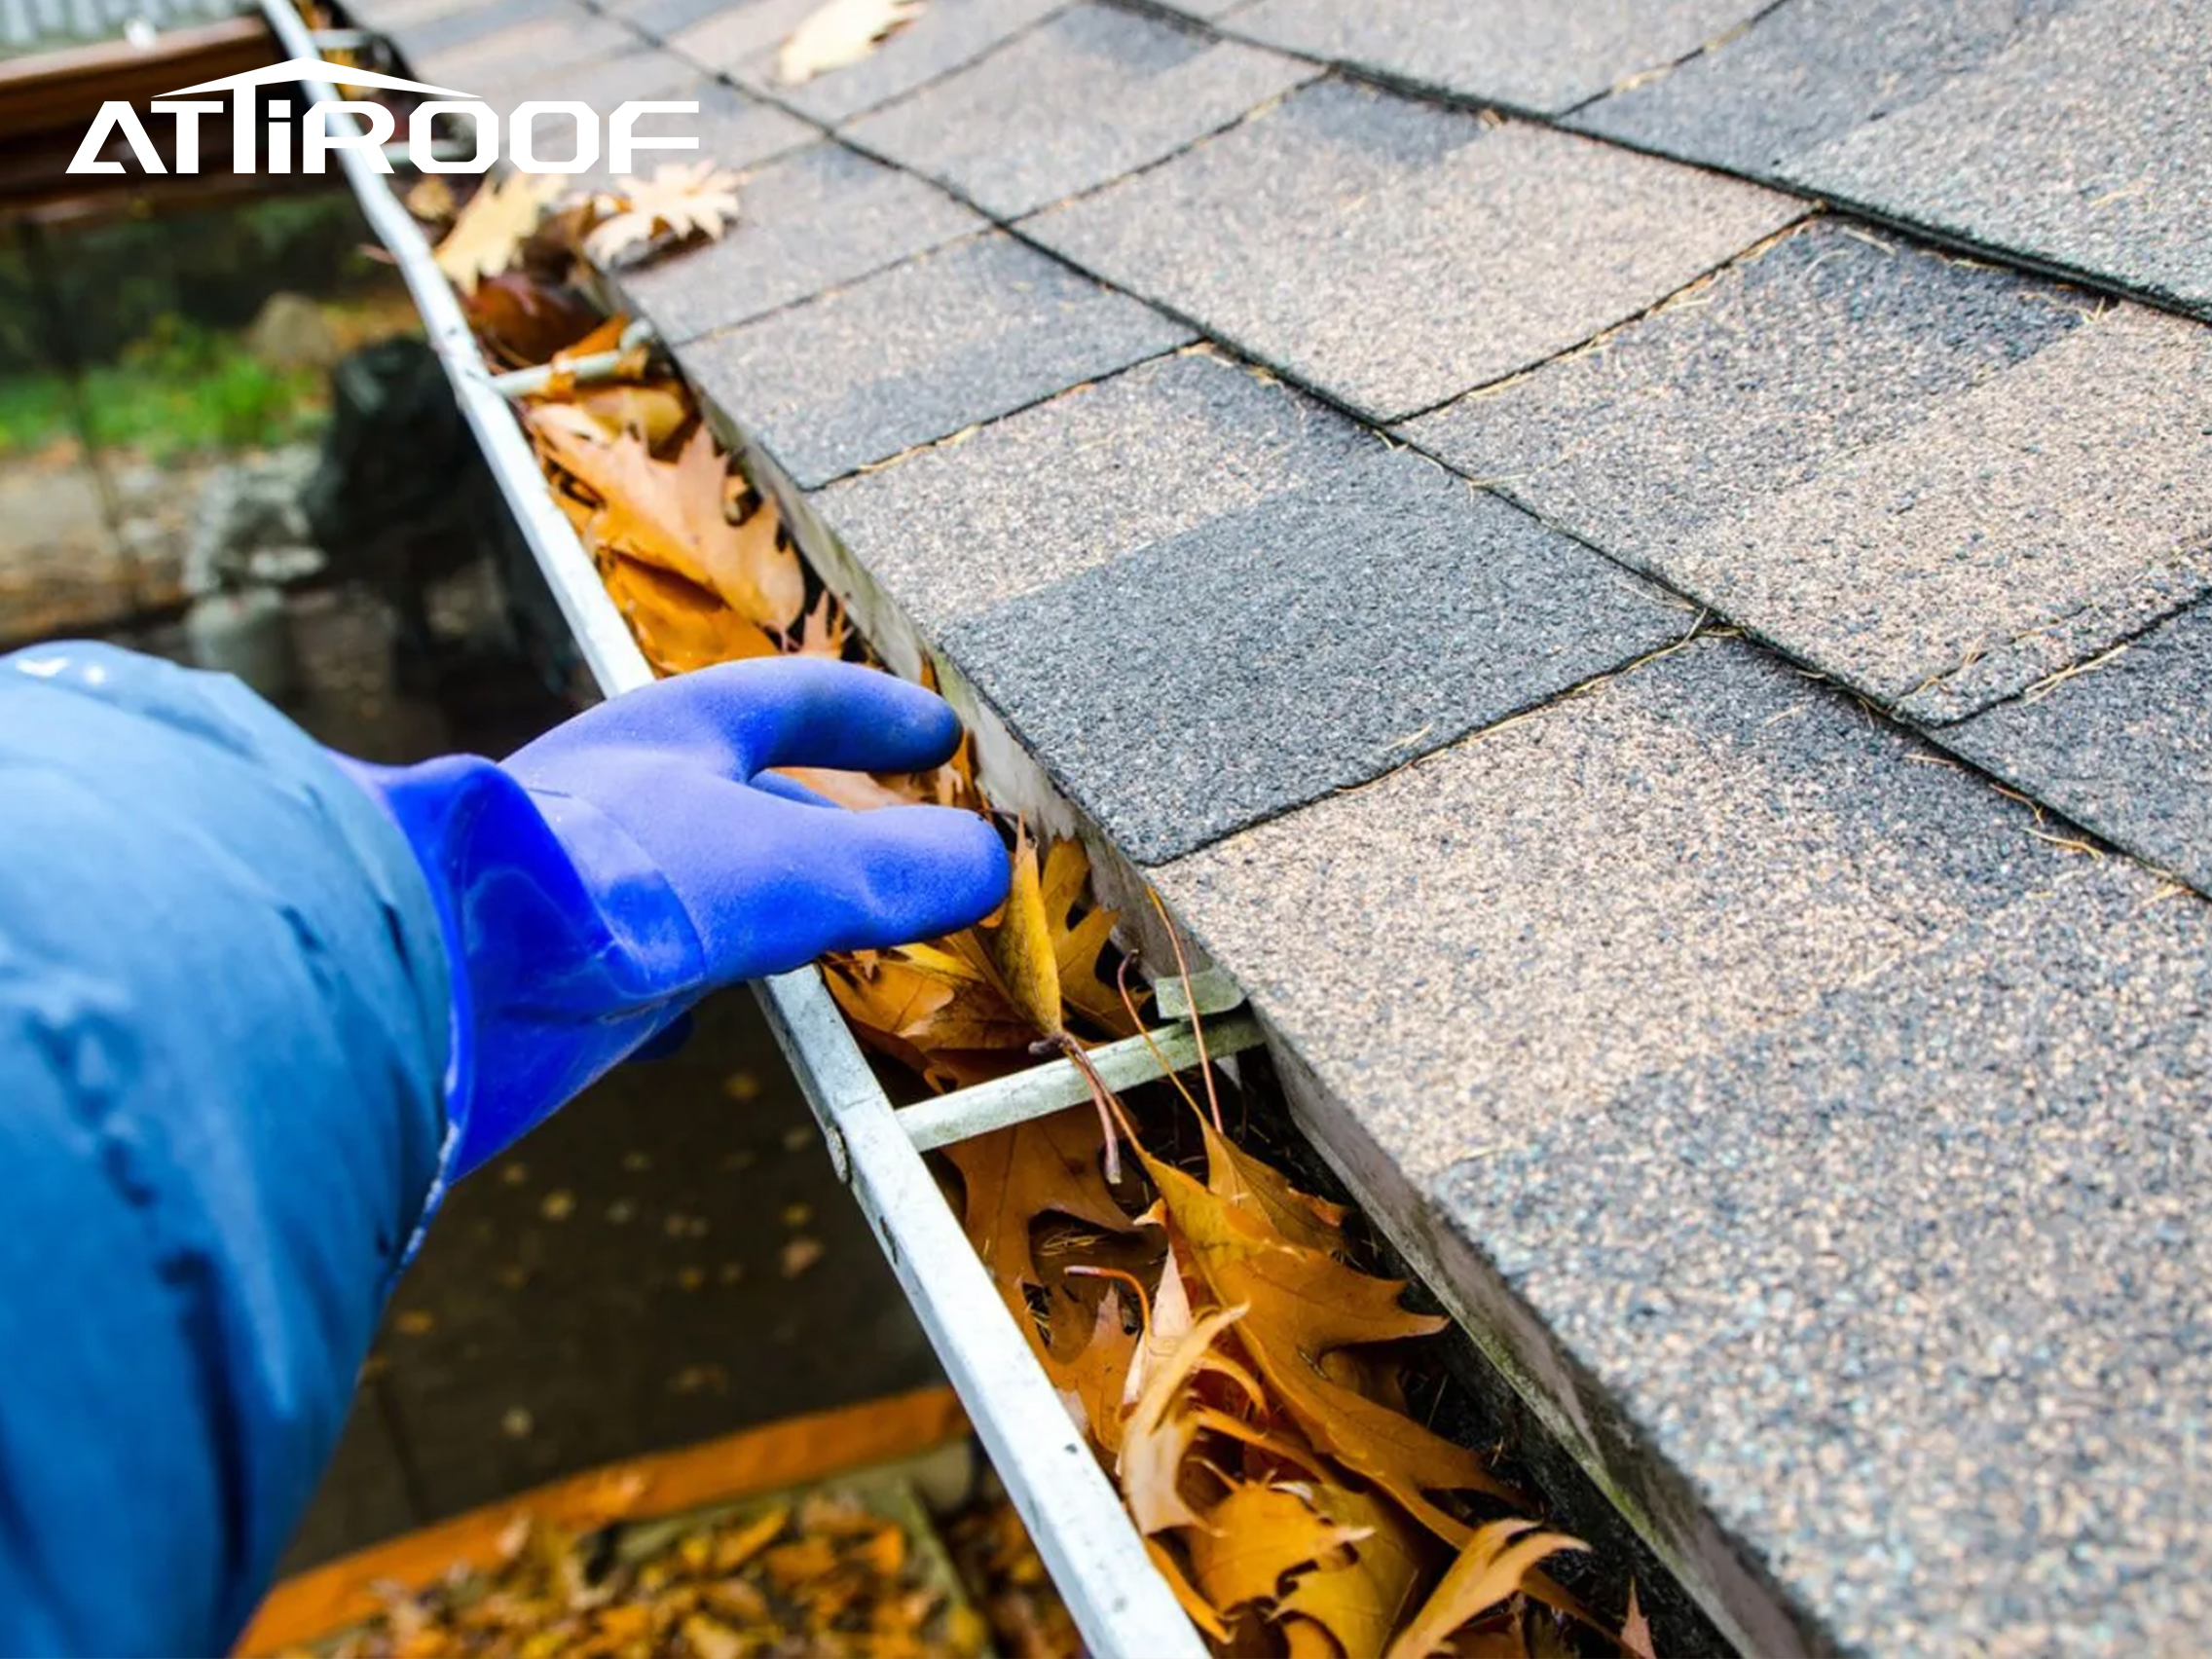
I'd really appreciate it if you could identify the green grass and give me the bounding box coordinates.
[0,316,327,462]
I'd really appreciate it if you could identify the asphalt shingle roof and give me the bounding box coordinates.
[350,0,2212,1647]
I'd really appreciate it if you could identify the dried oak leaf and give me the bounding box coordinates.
[1144,1128,1517,1544]
[777,0,924,85]
[1118,1303,1254,1534]
[1184,1482,1367,1616]
[828,835,1139,1090]
[942,1105,1133,1315]
[434,170,559,294]
[1042,1284,1139,1452]
[1618,1582,1658,1659]
[585,161,743,267]
[527,408,804,635]
[602,553,777,675]
[463,274,604,368]
[558,382,691,445]
[1381,1519,1584,1659]
[1278,1484,1428,1659]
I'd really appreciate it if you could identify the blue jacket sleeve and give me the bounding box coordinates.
[0,643,452,1656]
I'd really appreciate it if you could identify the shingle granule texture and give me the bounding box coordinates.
[681,233,1191,488]
[1021,79,1799,421]
[939,443,1683,863]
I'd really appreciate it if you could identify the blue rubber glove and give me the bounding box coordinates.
[338,658,1009,1179]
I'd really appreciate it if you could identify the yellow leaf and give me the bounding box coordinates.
[584,160,743,267]
[777,0,924,85]
[434,170,557,294]
[1186,1482,1366,1614]
[941,1107,1132,1317]
[987,827,1063,1040]
[1119,1303,1247,1534]
[1381,1519,1585,1659]
[404,173,455,222]
[1280,1484,1429,1659]
[527,413,804,633]
[1145,1149,1518,1541]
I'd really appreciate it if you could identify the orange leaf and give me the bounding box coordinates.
[1186,1482,1366,1614]
[941,1108,1132,1319]
[601,555,776,676]
[986,827,1063,1041]
[1040,1284,1138,1452]
[1145,1148,1517,1540]
[1279,1484,1429,1659]
[1144,1539,1230,1643]
[1381,1520,1585,1659]
[1119,1304,1247,1534]
[526,411,804,634]
[1617,1581,1657,1659]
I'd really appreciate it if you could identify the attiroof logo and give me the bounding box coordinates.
[67,57,697,177]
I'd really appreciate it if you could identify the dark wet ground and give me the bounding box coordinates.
[118,578,940,1574]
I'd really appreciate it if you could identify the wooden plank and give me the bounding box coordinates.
[0,16,274,139]
[235,1385,970,1654]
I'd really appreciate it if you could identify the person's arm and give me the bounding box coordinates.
[0,644,1006,1656]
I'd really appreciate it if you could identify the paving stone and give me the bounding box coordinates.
[1401,217,2089,571]
[1226,0,1766,115]
[410,9,636,94]
[1943,599,2212,895]
[1783,0,2212,313]
[679,0,1067,126]
[1664,305,2212,704]
[843,4,1314,219]
[1437,857,2212,1655]
[679,232,1191,488]
[1022,79,1799,421]
[816,349,1382,636]
[939,445,1683,864]
[1572,0,2080,176]
[618,143,982,343]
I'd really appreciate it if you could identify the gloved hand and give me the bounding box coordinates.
[336,658,1009,1178]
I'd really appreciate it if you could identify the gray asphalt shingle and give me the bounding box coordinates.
[677,0,1068,125]
[843,4,1314,218]
[1021,78,1799,421]
[1438,854,2212,1657]
[815,350,1381,636]
[617,142,982,342]
[1664,305,2212,704]
[1942,599,2212,892]
[1571,0,2080,175]
[1783,0,2212,313]
[939,444,1684,864]
[1403,219,2087,557]
[1227,0,1767,115]
[680,232,1191,488]
[409,8,634,92]
[1159,633,2212,1647]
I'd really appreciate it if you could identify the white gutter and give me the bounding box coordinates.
[258,8,1210,1650]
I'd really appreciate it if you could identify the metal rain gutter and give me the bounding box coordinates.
[260,6,1210,1649]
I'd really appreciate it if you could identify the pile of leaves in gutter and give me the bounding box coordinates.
[286,1489,987,1659]
[408,136,1660,1659]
